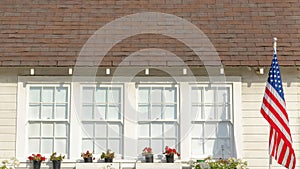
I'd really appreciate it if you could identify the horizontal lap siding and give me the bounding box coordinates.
[0,83,17,158]
[241,80,300,169]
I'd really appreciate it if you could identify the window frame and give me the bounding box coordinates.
[17,76,242,162]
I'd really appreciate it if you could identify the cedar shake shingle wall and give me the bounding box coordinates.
[1,0,300,67]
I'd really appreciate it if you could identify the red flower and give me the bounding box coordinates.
[164,146,180,157]
[28,154,46,161]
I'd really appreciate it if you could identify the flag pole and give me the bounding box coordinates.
[269,37,277,169]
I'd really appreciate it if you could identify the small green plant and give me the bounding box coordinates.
[101,149,115,159]
[50,152,65,161]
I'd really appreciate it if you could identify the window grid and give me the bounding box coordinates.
[190,85,233,159]
[80,85,123,156]
[27,85,70,156]
[137,85,179,154]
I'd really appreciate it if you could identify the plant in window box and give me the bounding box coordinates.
[101,149,115,163]
[163,146,180,163]
[192,157,248,169]
[28,154,46,169]
[142,147,153,163]
[1,157,20,169]
[81,150,95,163]
[50,152,65,169]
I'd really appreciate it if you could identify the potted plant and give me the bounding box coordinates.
[101,149,115,162]
[142,147,153,163]
[81,150,95,163]
[1,157,19,169]
[50,152,65,169]
[192,157,248,169]
[28,154,46,169]
[163,146,180,163]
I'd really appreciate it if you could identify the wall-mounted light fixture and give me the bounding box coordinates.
[256,67,264,75]
[182,68,187,75]
[145,68,149,75]
[68,68,73,75]
[220,67,224,75]
[30,68,35,76]
[106,68,111,75]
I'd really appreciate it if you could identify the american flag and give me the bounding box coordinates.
[260,52,296,169]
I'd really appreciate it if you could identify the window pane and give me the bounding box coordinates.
[95,87,107,103]
[139,88,149,103]
[191,87,202,104]
[138,105,149,121]
[151,88,162,103]
[108,124,120,138]
[41,105,53,119]
[42,123,53,137]
[204,106,215,120]
[151,124,162,138]
[95,105,106,120]
[191,139,203,155]
[191,106,202,121]
[165,139,176,148]
[216,105,230,120]
[151,139,163,153]
[151,105,162,120]
[81,105,93,119]
[29,105,40,119]
[107,105,120,120]
[41,139,53,154]
[191,124,203,138]
[164,88,176,103]
[30,87,41,103]
[108,139,120,154]
[95,139,106,154]
[29,123,40,137]
[55,104,68,119]
[55,139,67,154]
[55,123,67,137]
[95,124,107,137]
[205,123,216,138]
[138,139,150,153]
[138,124,149,138]
[216,139,231,158]
[55,87,68,103]
[108,88,120,103]
[42,87,54,102]
[164,105,176,120]
[29,139,40,153]
[218,123,230,138]
[204,88,214,103]
[164,123,176,138]
[217,87,229,104]
[204,139,216,155]
[82,87,94,103]
[82,139,93,152]
[82,123,94,138]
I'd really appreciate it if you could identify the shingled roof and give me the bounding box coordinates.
[0,0,300,67]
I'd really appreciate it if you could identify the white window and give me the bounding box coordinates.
[27,85,70,156]
[80,85,123,156]
[137,85,179,154]
[17,77,242,161]
[190,84,234,159]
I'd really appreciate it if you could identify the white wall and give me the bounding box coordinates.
[241,79,300,169]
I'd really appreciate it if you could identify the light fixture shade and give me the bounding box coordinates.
[183,68,187,75]
[220,67,224,75]
[145,68,149,75]
[30,68,35,75]
[68,68,73,75]
[106,68,111,75]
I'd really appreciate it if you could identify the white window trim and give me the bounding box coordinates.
[16,76,242,162]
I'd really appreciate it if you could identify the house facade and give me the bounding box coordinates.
[0,1,299,169]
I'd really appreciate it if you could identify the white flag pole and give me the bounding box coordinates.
[269,37,277,169]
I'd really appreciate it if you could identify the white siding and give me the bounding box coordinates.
[242,80,300,169]
[0,83,17,158]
